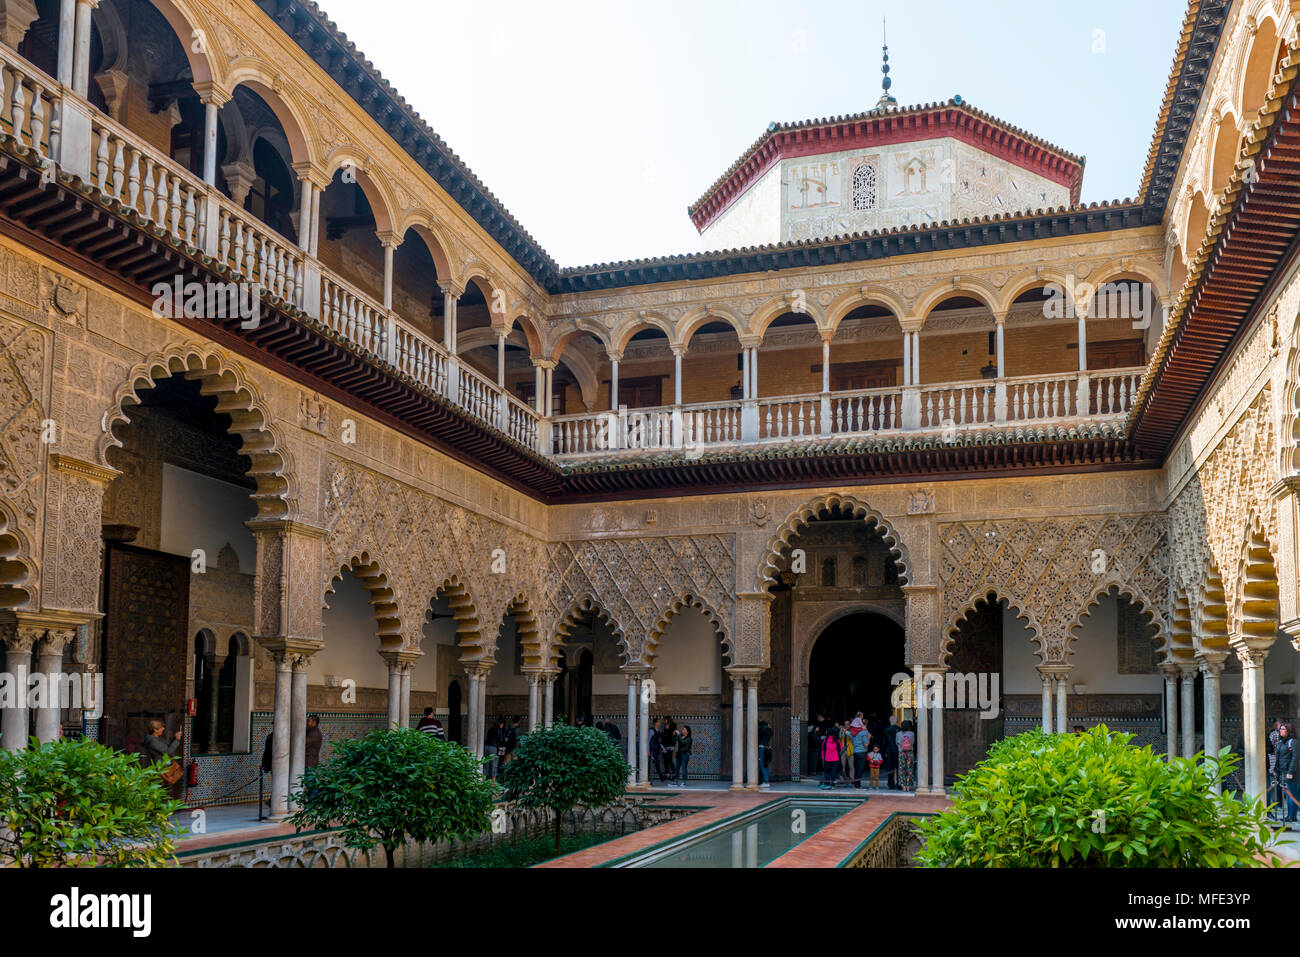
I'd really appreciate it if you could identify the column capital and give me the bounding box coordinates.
[1036,663,1071,679]
[1175,661,1200,678]
[531,356,557,371]
[1232,642,1270,669]
[191,81,233,108]
[36,628,75,657]
[375,228,402,250]
[735,590,775,606]
[738,335,762,350]
[1197,651,1229,677]
[606,348,624,363]
[725,666,764,680]
[438,278,466,299]
[461,659,495,679]
[1158,661,1181,681]
[48,453,120,485]
[992,309,1008,326]
[898,317,923,333]
[256,637,323,658]
[290,160,330,190]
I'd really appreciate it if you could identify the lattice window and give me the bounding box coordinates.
[852,163,878,211]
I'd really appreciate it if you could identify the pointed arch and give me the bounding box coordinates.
[1234,514,1279,642]
[939,589,1038,666]
[501,593,542,670]
[1068,581,1169,664]
[644,591,732,667]
[549,595,632,669]
[431,575,488,663]
[0,497,37,612]
[755,493,910,591]
[98,343,296,521]
[324,552,403,650]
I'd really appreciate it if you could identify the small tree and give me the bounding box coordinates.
[289,727,495,867]
[915,726,1277,868]
[0,737,184,867]
[497,724,631,852]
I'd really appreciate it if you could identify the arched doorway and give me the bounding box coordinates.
[808,612,906,719]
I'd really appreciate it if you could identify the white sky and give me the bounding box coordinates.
[315,0,1188,268]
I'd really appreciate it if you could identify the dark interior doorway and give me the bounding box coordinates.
[808,612,906,722]
[447,680,462,745]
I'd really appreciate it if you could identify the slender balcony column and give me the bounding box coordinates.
[202,101,219,185]
[1160,663,1178,759]
[609,353,620,411]
[995,317,1006,377]
[1075,298,1091,413]
[741,348,752,400]
[750,346,759,398]
[34,630,72,744]
[71,0,98,97]
[818,335,832,434]
[532,361,545,414]
[993,313,1008,423]
[497,332,507,387]
[58,0,75,87]
[1179,664,1197,759]
[379,236,397,310]
[729,671,744,790]
[544,365,554,417]
[295,179,316,253]
[821,337,831,392]
[911,330,920,384]
[440,287,459,352]
[673,348,683,405]
[309,187,322,257]
[1200,653,1227,793]
[902,331,912,386]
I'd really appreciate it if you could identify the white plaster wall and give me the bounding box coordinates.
[159,464,256,572]
[317,571,388,690]
[651,611,723,695]
[700,163,783,251]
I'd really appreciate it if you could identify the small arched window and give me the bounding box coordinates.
[852,163,878,211]
[821,557,837,587]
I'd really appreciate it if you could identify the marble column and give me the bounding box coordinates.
[638,676,650,787]
[543,672,555,728]
[202,100,220,186]
[1200,653,1226,793]
[1238,645,1268,802]
[1054,674,1068,733]
[931,699,945,796]
[0,626,36,751]
[625,674,638,783]
[271,651,292,816]
[1179,665,1197,759]
[465,668,480,759]
[915,665,930,793]
[57,0,75,88]
[289,653,309,810]
[746,676,759,790]
[71,0,96,97]
[1039,671,1052,733]
[34,630,71,744]
[730,673,744,790]
[385,655,402,729]
[526,673,540,731]
[1161,664,1178,759]
[398,660,412,729]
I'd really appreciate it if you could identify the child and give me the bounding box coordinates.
[867,744,884,788]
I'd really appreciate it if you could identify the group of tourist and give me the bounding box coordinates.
[808,712,915,791]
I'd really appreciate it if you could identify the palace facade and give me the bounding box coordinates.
[0,0,1297,815]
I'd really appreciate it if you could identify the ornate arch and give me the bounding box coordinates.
[399,216,457,280]
[1066,581,1169,665]
[677,304,747,350]
[748,294,825,340]
[323,551,403,650]
[938,589,1038,666]
[223,66,315,166]
[823,286,907,333]
[133,0,219,85]
[797,602,906,688]
[610,314,676,356]
[993,268,1076,316]
[430,575,488,662]
[98,343,296,521]
[0,497,37,612]
[913,278,1000,323]
[549,595,633,668]
[1233,512,1279,641]
[755,493,910,591]
[320,153,399,234]
[501,593,543,670]
[644,591,732,667]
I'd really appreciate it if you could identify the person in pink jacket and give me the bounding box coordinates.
[819,729,841,789]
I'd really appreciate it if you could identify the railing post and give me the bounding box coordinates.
[446,357,460,404]
[993,381,1007,424]
[819,393,831,436]
[1076,372,1091,417]
[201,191,219,258]
[741,399,759,442]
[56,97,92,181]
[496,393,506,433]
[901,387,920,431]
[299,260,321,320]
[384,314,397,364]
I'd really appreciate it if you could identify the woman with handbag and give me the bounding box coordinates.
[142,719,183,797]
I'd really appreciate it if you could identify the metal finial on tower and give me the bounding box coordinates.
[877,17,897,110]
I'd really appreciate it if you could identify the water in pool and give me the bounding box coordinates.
[628,798,859,868]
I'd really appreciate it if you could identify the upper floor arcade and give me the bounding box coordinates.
[0,0,1270,498]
